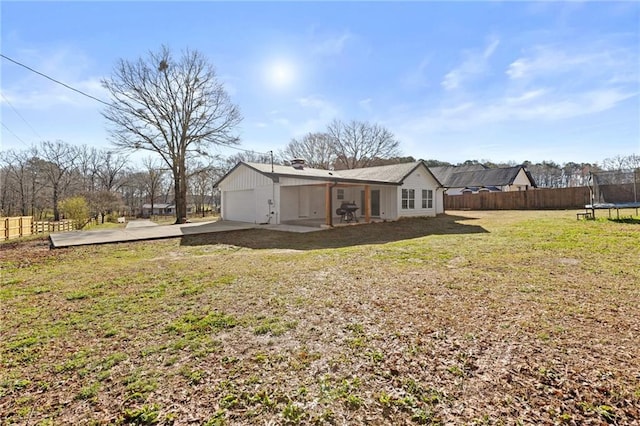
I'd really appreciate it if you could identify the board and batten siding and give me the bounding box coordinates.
[397,165,442,218]
[217,165,273,191]
[219,165,280,224]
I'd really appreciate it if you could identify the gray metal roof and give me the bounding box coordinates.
[216,161,442,187]
[337,162,428,183]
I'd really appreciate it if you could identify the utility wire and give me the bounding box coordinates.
[215,142,271,156]
[1,92,43,139]
[1,53,273,156]
[1,122,29,145]
[1,53,111,106]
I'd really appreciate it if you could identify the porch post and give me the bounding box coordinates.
[325,183,332,227]
[364,185,371,223]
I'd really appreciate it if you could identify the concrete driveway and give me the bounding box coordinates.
[49,219,324,248]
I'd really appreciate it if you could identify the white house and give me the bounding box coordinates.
[214,160,444,226]
[141,203,194,217]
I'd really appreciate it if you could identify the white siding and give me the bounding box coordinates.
[509,169,533,191]
[280,186,299,221]
[222,185,277,224]
[308,186,326,218]
[279,177,326,187]
[281,185,327,221]
[218,165,272,191]
[397,165,441,218]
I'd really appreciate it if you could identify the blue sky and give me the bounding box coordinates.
[1,1,638,166]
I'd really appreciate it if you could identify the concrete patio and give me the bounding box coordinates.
[49,219,325,248]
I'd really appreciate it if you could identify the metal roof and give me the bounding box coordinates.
[215,161,443,188]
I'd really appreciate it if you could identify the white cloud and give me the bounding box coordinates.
[291,95,339,135]
[311,32,352,57]
[3,46,108,109]
[442,37,500,90]
[390,85,637,153]
[506,43,638,82]
[359,98,372,112]
[402,58,431,89]
[505,89,547,104]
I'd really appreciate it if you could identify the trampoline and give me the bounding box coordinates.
[583,170,640,219]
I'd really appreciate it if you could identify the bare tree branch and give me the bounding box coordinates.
[102,45,242,223]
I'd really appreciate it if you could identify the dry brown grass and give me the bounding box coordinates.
[1,210,639,425]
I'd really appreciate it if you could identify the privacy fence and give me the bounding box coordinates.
[2,216,76,240]
[445,186,591,211]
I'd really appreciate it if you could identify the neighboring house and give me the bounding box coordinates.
[141,203,194,217]
[214,160,444,226]
[431,165,537,195]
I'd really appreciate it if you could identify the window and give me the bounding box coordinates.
[422,189,433,208]
[337,188,344,200]
[402,189,415,209]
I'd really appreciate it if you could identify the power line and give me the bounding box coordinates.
[215,141,271,156]
[0,53,111,106]
[1,92,43,139]
[1,53,272,156]
[1,122,29,145]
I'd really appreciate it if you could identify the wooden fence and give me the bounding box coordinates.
[2,216,76,240]
[445,186,591,211]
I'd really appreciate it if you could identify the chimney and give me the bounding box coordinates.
[291,158,305,170]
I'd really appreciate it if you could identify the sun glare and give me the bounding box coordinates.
[265,60,296,90]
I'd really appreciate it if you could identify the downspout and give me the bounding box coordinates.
[442,188,446,214]
[329,180,338,227]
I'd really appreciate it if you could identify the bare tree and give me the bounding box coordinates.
[93,150,129,192]
[188,159,218,217]
[1,149,33,215]
[327,119,401,170]
[102,45,242,223]
[223,151,274,173]
[141,156,167,217]
[601,154,640,171]
[36,140,79,221]
[279,132,336,169]
[87,190,123,223]
[76,145,99,192]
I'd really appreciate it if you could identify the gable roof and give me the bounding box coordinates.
[338,161,442,185]
[430,164,488,186]
[443,166,537,188]
[215,161,443,188]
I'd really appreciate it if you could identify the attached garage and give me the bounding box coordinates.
[222,190,256,223]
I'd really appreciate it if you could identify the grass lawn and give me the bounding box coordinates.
[1,210,638,425]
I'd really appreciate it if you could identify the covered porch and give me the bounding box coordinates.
[279,182,398,227]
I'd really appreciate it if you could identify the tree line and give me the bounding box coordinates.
[1,139,637,221]
[1,45,638,222]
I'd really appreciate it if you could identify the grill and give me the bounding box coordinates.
[336,202,359,223]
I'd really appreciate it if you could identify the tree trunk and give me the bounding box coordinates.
[53,185,60,221]
[173,162,188,224]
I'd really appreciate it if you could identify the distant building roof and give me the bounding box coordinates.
[432,165,536,189]
[430,164,488,186]
[142,203,173,209]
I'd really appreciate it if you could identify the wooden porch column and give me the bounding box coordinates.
[364,185,371,223]
[325,183,332,227]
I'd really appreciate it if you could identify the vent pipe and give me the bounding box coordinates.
[291,158,305,170]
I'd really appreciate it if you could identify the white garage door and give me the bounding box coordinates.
[224,190,256,223]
